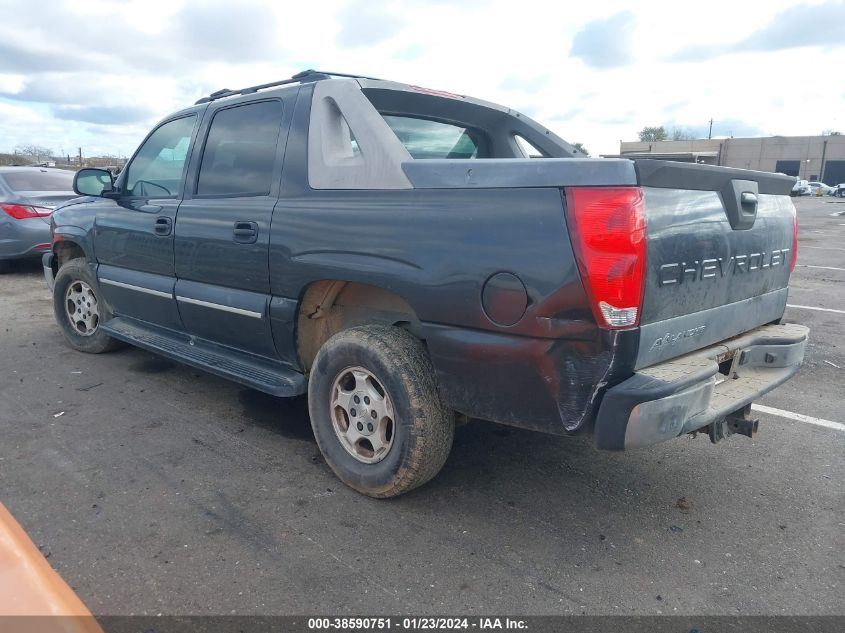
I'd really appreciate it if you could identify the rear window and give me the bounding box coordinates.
[1,170,74,192]
[381,115,487,159]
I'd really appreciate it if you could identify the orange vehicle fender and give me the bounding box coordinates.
[0,502,102,632]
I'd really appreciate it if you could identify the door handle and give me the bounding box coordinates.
[233,221,258,244]
[153,217,172,236]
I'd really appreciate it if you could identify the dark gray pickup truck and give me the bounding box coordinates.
[44,70,807,497]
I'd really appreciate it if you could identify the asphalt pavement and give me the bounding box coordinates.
[0,195,842,616]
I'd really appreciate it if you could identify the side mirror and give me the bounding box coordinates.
[74,168,114,197]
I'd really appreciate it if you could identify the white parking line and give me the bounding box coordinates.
[786,304,845,314]
[801,245,845,252]
[796,264,845,272]
[751,404,845,432]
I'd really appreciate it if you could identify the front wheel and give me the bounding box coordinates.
[308,325,454,498]
[53,258,123,354]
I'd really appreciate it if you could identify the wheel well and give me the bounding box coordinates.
[53,241,86,271]
[297,280,421,371]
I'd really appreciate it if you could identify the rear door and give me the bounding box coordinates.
[174,98,291,359]
[94,113,200,330]
[634,160,796,369]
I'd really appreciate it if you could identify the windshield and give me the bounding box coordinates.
[1,170,74,192]
[380,115,486,159]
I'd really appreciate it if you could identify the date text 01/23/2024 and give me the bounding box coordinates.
[307,617,528,630]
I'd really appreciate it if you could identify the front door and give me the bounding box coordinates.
[94,113,200,330]
[174,98,290,359]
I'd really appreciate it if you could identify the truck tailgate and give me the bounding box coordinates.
[634,160,796,370]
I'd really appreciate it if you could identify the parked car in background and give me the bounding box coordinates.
[832,183,845,197]
[0,167,76,272]
[791,179,811,196]
[807,181,833,196]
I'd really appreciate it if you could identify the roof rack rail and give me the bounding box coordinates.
[194,69,383,105]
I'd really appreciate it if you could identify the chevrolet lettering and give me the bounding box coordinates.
[658,248,791,287]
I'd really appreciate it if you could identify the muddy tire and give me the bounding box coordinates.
[308,325,454,498]
[53,258,123,354]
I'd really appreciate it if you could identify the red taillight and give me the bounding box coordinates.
[790,202,798,272]
[1,204,52,220]
[564,187,647,329]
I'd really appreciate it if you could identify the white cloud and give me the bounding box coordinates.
[0,74,25,93]
[0,0,843,157]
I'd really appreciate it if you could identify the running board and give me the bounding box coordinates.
[101,317,307,397]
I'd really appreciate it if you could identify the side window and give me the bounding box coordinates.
[125,115,196,197]
[196,101,284,197]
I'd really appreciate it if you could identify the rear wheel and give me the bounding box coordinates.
[308,325,454,498]
[53,258,123,354]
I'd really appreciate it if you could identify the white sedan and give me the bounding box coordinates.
[807,181,834,195]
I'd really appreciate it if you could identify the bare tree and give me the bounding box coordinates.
[15,144,55,162]
[670,126,697,141]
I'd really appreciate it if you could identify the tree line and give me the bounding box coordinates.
[637,126,699,142]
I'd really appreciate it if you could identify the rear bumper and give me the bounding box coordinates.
[594,323,809,450]
[0,216,51,260]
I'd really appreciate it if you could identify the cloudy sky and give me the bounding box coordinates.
[1,0,844,159]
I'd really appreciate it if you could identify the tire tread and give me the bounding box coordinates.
[309,325,454,498]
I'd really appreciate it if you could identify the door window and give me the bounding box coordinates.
[124,115,196,197]
[196,101,284,197]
